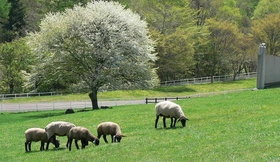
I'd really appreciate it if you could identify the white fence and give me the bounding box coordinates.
[160,72,257,86]
[0,99,144,112]
[0,92,61,100]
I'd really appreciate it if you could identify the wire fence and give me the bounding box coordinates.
[160,72,257,86]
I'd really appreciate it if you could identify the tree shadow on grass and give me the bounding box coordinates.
[265,82,280,89]
[22,111,66,119]
[153,86,196,93]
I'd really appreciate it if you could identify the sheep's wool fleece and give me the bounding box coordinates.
[69,126,91,139]
[25,128,47,142]
[97,122,121,135]
[45,121,76,137]
[155,101,185,118]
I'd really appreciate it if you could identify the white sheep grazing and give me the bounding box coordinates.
[97,122,125,143]
[155,101,189,128]
[68,126,100,151]
[24,128,60,152]
[45,121,76,150]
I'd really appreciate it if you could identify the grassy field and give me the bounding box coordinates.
[1,78,280,161]
[1,78,256,103]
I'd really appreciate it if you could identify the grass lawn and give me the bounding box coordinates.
[1,83,280,161]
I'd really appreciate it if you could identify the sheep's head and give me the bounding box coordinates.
[93,138,100,146]
[113,135,125,142]
[178,116,189,127]
[54,139,60,148]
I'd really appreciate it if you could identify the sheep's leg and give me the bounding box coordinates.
[46,141,50,150]
[103,135,108,143]
[163,117,167,128]
[66,136,70,148]
[28,142,31,152]
[75,139,79,149]
[170,118,174,128]
[173,118,177,127]
[84,140,89,146]
[25,142,29,152]
[40,141,44,151]
[68,138,73,151]
[155,116,160,128]
[46,135,54,150]
[81,140,86,149]
[112,135,115,143]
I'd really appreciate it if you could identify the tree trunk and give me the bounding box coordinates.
[9,82,15,94]
[88,88,99,110]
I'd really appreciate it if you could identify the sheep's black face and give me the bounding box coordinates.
[180,117,189,127]
[181,120,186,127]
[54,140,60,148]
[113,135,122,142]
[94,139,100,146]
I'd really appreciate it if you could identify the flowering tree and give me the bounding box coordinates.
[27,1,158,109]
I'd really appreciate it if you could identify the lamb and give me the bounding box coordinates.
[68,126,100,151]
[45,121,76,150]
[155,101,189,128]
[24,128,60,152]
[97,122,125,143]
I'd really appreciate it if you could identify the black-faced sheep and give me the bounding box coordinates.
[24,128,60,152]
[97,122,125,143]
[68,126,100,151]
[155,101,189,128]
[45,121,76,150]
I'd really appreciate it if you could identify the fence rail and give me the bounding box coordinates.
[145,88,251,104]
[0,99,144,112]
[160,72,257,86]
[145,97,189,104]
[0,92,61,100]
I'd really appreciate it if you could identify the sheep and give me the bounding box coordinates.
[155,101,189,128]
[45,121,76,150]
[97,122,125,143]
[24,128,60,152]
[68,126,100,151]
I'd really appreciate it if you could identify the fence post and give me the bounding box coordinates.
[257,43,266,89]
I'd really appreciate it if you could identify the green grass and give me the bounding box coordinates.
[1,78,256,103]
[1,82,280,161]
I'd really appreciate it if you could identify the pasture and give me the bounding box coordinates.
[1,87,280,161]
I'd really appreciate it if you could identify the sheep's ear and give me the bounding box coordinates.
[121,135,126,137]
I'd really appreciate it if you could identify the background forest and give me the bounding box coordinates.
[0,0,279,94]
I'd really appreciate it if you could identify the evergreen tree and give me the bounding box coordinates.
[2,0,26,42]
